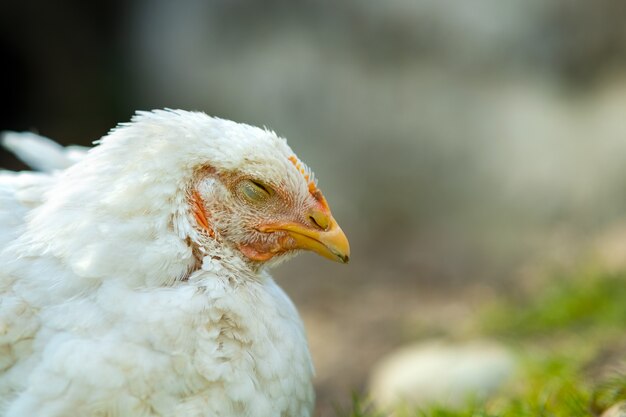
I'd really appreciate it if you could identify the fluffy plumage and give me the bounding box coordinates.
[0,110,349,417]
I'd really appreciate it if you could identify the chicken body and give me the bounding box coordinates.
[0,110,348,417]
[0,262,313,417]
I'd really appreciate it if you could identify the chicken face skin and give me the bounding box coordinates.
[190,168,349,265]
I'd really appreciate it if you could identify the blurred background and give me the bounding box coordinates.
[2,1,626,415]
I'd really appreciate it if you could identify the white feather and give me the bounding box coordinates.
[1,131,87,172]
[0,110,316,417]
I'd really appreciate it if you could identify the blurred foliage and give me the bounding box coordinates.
[341,267,626,417]
[481,269,626,338]
[592,374,626,414]
[336,394,383,417]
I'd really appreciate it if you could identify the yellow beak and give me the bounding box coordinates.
[259,211,350,263]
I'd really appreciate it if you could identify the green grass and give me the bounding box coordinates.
[340,268,626,417]
[481,269,626,338]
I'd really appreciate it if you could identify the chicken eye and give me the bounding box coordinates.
[240,180,271,202]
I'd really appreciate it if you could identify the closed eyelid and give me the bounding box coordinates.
[240,179,272,201]
[249,180,271,194]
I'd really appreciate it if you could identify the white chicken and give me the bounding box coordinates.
[0,110,349,417]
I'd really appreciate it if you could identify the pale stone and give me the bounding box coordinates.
[602,402,626,417]
[368,340,516,409]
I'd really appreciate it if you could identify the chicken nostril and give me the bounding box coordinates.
[309,212,329,231]
[309,216,321,229]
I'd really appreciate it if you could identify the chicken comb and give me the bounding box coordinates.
[288,155,318,195]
